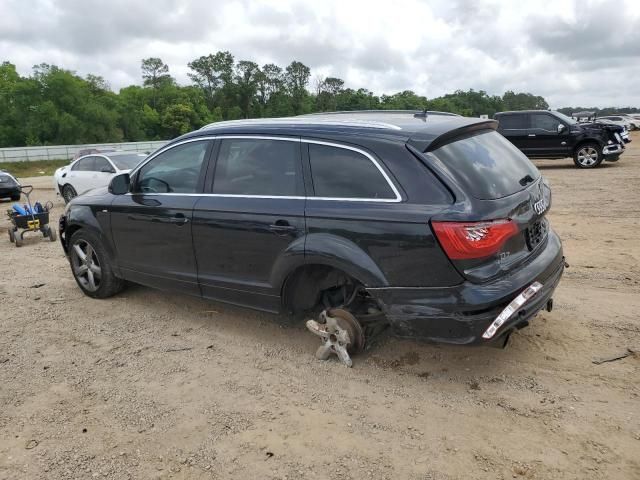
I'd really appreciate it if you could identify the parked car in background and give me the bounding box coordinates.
[495,110,625,168]
[59,112,565,357]
[596,115,634,131]
[0,170,21,201]
[613,114,638,130]
[54,151,147,203]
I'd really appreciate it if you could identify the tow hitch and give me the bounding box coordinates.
[306,309,365,367]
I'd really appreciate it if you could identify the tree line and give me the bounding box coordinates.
[0,52,553,148]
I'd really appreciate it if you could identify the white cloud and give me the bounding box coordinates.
[0,0,638,107]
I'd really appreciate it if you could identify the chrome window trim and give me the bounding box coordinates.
[304,139,402,202]
[126,134,402,203]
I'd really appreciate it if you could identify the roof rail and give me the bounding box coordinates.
[200,117,403,131]
[301,110,460,117]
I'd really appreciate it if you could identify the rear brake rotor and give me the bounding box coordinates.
[306,308,365,367]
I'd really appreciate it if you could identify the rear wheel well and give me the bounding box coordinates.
[573,139,602,154]
[281,265,375,316]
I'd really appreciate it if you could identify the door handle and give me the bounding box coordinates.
[171,213,189,226]
[269,220,296,234]
[528,134,536,137]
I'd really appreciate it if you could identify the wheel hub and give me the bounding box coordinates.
[306,309,365,367]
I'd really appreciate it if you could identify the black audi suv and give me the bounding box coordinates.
[59,111,565,355]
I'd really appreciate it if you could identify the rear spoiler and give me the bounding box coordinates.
[407,119,498,152]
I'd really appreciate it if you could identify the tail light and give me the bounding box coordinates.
[432,219,518,260]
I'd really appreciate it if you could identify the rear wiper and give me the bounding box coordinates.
[519,174,535,186]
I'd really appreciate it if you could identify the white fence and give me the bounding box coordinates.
[0,140,169,163]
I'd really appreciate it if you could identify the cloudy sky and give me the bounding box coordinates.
[1,0,639,107]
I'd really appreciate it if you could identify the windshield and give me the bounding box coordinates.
[0,173,17,184]
[110,154,147,170]
[431,130,541,200]
[553,111,577,125]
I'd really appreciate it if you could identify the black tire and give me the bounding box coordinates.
[573,142,603,169]
[8,228,15,243]
[68,229,124,298]
[14,234,22,247]
[46,225,57,242]
[62,184,77,204]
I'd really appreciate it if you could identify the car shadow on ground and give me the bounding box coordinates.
[534,161,617,170]
[121,282,536,378]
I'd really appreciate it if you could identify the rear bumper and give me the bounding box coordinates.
[368,229,565,346]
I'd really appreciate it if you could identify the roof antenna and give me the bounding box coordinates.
[413,109,428,121]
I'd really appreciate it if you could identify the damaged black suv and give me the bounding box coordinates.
[495,110,625,168]
[59,111,565,364]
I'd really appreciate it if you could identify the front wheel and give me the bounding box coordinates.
[8,228,15,243]
[573,143,603,168]
[45,225,57,242]
[68,229,124,298]
[62,184,77,204]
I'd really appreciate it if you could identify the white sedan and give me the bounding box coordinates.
[595,116,633,130]
[54,152,147,203]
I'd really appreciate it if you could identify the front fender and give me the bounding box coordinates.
[62,204,119,275]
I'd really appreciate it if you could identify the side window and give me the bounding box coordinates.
[213,139,301,196]
[135,141,209,194]
[94,157,115,173]
[531,114,560,131]
[308,143,396,200]
[498,114,527,130]
[72,157,95,171]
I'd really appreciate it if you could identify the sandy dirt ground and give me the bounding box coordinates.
[1,134,639,480]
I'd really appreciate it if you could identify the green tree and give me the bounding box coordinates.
[235,60,259,118]
[141,57,172,108]
[285,61,310,115]
[187,51,235,109]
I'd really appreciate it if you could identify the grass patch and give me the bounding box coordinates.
[0,159,69,178]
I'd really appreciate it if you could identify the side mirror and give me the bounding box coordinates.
[557,124,566,133]
[108,173,130,195]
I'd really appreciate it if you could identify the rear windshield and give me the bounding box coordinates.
[431,130,540,200]
[110,154,147,170]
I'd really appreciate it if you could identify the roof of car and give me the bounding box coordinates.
[105,151,147,157]
[495,110,559,115]
[174,111,497,152]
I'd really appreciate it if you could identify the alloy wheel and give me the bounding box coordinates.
[577,146,599,167]
[71,239,102,292]
[63,185,76,203]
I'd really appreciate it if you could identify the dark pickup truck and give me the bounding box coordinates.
[495,110,626,168]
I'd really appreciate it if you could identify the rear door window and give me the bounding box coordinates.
[308,143,397,200]
[431,130,540,200]
[213,138,301,196]
[497,114,528,130]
